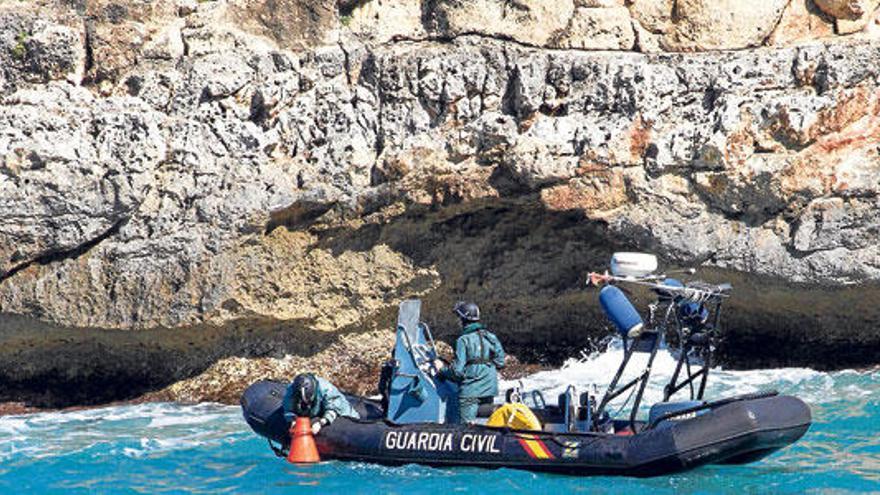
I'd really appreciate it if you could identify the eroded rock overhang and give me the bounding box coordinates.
[1,0,879,406]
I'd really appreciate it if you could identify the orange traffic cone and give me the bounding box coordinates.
[287,416,321,464]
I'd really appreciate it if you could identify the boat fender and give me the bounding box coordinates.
[487,403,542,431]
[599,285,645,338]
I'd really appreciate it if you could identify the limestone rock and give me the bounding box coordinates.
[870,8,880,35]
[627,0,673,34]
[631,18,664,52]
[812,0,880,33]
[180,3,272,57]
[662,0,789,51]
[226,0,340,50]
[553,7,636,50]
[577,0,624,7]
[791,197,880,253]
[431,0,576,47]
[0,7,86,89]
[0,84,165,278]
[141,19,186,60]
[347,0,426,43]
[90,23,146,88]
[3,0,880,405]
[20,21,86,84]
[815,0,869,19]
[540,170,628,216]
[83,0,181,85]
[766,0,836,46]
[836,0,880,33]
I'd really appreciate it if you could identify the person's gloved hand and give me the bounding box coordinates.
[311,418,328,435]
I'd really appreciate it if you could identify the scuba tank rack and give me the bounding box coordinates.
[661,280,729,402]
[587,257,732,433]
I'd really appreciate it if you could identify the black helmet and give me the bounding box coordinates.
[453,301,480,322]
[291,373,318,415]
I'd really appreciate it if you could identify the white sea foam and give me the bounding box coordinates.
[0,402,243,462]
[0,417,30,436]
[147,412,226,428]
[500,339,878,413]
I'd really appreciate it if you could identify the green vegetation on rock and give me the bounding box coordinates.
[11,30,28,60]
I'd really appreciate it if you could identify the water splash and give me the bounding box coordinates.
[500,340,873,414]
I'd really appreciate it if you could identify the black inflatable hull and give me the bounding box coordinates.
[241,381,810,477]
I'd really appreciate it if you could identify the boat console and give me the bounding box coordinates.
[383,299,459,424]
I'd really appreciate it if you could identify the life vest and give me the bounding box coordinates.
[466,330,495,366]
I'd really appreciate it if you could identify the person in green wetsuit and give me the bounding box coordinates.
[439,301,506,423]
[283,373,360,435]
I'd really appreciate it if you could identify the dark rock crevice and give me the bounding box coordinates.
[311,196,880,369]
[0,217,127,284]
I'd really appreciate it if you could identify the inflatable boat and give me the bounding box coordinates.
[241,253,811,476]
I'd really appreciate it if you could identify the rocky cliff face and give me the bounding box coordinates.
[1,0,879,407]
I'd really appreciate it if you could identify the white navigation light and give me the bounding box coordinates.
[610,252,658,278]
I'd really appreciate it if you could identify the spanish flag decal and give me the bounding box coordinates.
[517,434,555,460]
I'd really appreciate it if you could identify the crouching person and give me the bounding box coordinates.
[283,373,360,435]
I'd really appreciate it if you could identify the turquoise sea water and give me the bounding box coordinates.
[1,346,878,494]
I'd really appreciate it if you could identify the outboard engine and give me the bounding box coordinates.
[241,380,292,449]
